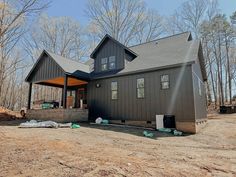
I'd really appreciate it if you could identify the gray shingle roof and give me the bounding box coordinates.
[119,32,198,74]
[46,51,90,73]
[26,32,206,82]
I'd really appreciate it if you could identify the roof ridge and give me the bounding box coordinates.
[128,31,191,48]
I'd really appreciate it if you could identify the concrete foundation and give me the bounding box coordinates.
[109,120,156,128]
[109,119,207,134]
[176,119,207,133]
[26,108,88,123]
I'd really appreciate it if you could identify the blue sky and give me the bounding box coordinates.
[45,0,236,25]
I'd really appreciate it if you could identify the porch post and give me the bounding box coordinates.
[27,83,32,109]
[75,88,78,108]
[63,75,68,109]
[61,88,64,107]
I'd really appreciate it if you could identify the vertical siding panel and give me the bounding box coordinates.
[88,66,197,124]
[94,39,125,74]
[131,75,135,120]
[29,54,64,83]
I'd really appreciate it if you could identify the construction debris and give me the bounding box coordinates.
[101,119,109,124]
[95,117,103,124]
[173,130,183,136]
[71,123,80,129]
[19,120,73,128]
[158,128,183,136]
[95,117,109,124]
[143,130,154,138]
[158,128,172,133]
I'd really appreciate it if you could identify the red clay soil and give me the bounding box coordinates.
[0,107,22,121]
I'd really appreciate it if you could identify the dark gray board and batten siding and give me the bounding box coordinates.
[192,57,207,120]
[26,53,64,83]
[87,65,196,123]
[94,39,125,73]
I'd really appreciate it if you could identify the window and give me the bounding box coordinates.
[101,58,108,71]
[198,79,202,96]
[137,78,144,98]
[111,81,118,100]
[109,56,116,69]
[161,75,169,89]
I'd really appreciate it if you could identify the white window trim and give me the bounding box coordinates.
[161,74,170,90]
[111,81,118,100]
[137,78,145,98]
[101,58,108,71]
[109,56,116,70]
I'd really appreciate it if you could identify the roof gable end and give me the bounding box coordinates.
[25,50,65,82]
[90,34,138,59]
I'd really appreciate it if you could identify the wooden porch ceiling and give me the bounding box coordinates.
[39,77,88,86]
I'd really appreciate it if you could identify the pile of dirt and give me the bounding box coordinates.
[0,107,21,121]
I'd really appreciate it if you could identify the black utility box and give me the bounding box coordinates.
[163,115,176,128]
[220,106,234,114]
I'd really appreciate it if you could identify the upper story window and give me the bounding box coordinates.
[161,74,169,89]
[109,56,116,69]
[101,58,108,71]
[137,78,145,98]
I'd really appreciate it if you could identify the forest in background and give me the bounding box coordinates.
[0,0,235,110]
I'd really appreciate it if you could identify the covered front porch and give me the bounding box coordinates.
[25,50,91,122]
[28,75,88,109]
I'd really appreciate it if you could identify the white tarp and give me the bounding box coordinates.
[19,120,72,128]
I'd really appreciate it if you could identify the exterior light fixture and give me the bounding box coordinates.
[96,83,101,88]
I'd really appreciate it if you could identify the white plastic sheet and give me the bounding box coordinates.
[19,120,72,128]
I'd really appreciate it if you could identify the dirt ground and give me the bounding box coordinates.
[0,114,236,177]
[0,106,22,120]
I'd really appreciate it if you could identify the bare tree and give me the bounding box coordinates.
[0,0,48,109]
[135,9,164,44]
[165,0,218,38]
[85,0,149,45]
[24,14,87,62]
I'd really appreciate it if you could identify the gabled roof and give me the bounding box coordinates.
[118,32,207,80]
[90,32,207,81]
[25,50,90,82]
[90,34,138,59]
[122,32,194,74]
[46,51,90,73]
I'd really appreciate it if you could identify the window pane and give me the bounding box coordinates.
[112,90,117,99]
[101,58,107,64]
[109,56,115,62]
[161,75,169,82]
[109,62,116,69]
[137,78,144,88]
[137,88,144,98]
[101,64,107,71]
[162,82,169,89]
[111,82,117,90]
